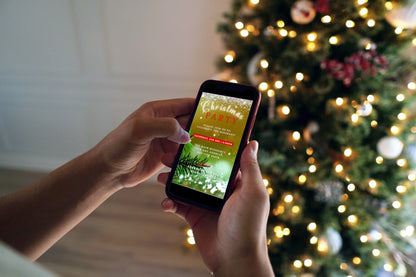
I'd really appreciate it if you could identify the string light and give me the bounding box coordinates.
[290,85,297,92]
[396,93,405,101]
[267,89,275,97]
[263,179,269,186]
[321,15,332,23]
[260,59,269,68]
[317,240,329,253]
[230,79,238,83]
[384,264,394,272]
[392,200,402,209]
[292,131,301,141]
[348,214,358,225]
[385,1,393,10]
[296,72,304,81]
[347,183,356,191]
[398,112,406,120]
[351,113,359,123]
[306,147,314,155]
[408,173,416,181]
[336,97,344,106]
[397,158,406,167]
[344,148,352,157]
[372,249,381,257]
[284,193,294,203]
[224,51,235,63]
[360,235,368,243]
[329,36,339,45]
[259,82,269,91]
[335,163,344,173]
[288,30,297,38]
[298,174,307,184]
[186,228,196,245]
[276,20,285,28]
[400,225,415,237]
[396,185,407,194]
[275,80,283,89]
[307,32,317,41]
[292,205,300,214]
[376,156,384,164]
[279,28,288,37]
[249,0,259,5]
[359,7,368,17]
[307,222,317,232]
[304,259,313,267]
[353,257,362,265]
[306,42,317,51]
[309,165,317,173]
[367,19,376,27]
[338,205,346,213]
[281,105,290,115]
[240,29,249,37]
[408,81,416,90]
[390,125,400,135]
[235,21,244,30]
[369,179,377,188]
[293,260,303,268]
[346,20,355,28]
[357,0,368,5]
[413,38,416,46]
[310,236,318,244]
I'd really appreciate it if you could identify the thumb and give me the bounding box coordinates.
[239,141,264,191]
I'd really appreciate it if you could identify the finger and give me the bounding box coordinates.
[176,114,191,129]
[131,117,190,144]
[160,152,177,168]
[161,198,191,220]
[157,172,169,185]
[239,141,265,192]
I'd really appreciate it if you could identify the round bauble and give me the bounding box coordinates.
[291,0,316,25]
[377,136,404,159]
[247,52,264,85]
[356,102,373,117]
[318,227,343,254]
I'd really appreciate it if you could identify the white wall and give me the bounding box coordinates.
[0,0,231,171]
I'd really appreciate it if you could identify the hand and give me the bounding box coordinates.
[91,98,194,188]
[158,141,274,276]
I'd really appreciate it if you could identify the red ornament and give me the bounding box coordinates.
[314,0,331,14]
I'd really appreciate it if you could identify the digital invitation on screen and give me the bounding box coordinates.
[172,92,253,199]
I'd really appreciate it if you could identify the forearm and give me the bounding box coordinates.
[0,148,121,260]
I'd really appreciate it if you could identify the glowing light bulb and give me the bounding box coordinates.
[292,131,301,141]
[397,158,406,167]
[348,215,358,224]
[276,20,285,28]
[307,222,317,231]
[396,185,407,194]
[344,148,352,157]
[396,93,405,101]
[290,85,297,92]
[408,82,416,90]
[321,15,332,23]
[384,264,393,272]
[250,0,259,5]
[267,89,275,97]
[230,79,238,83]
[338,205,346,213]
[309,165,317,173]
[395,27,403,34]
[392,200,402,209]
[288,30,297,38]
[307,32,317,41]
[390,125,400,135]
[336,97,344,106]
[275,80,283,89]
[298,174,307,184]
[310,236,318,244]
[353,257,362,265]
[304,259,313,267]
[235,21,244,30]
[346,20,355,28]
[292,205,300,214]
[240,29,249,37]
[259,82,268,91]
[360,235,368,243]
[296,72,304,81]
[367,19,376,27]
[306,42,316,51]
[413,38,416,46]
[224,51,235,63]
[408,173,416,181]
[284,194,294,203]
[335,164,344,173]
[357,0,368,5]
[329,36,339,45]
[282,105,290,115]
[371,120,378,127]
[398,112,406,120]
[279,28,288,37]
[385,1,393,10]
[187,237,195,245]
[347,183,356,191]
[359,7,368,17]
[369,179,377,188]
[372,249,381,257]
[293,260,302,268]
[376,156,384,164]
[306,147,314,155]
[317,240,329,252]
[351,113,359,123]
[367,94,375,102]
[260,59,269,68]
[263,179,269,187]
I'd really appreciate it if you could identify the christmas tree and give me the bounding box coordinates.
[215,0,416,276]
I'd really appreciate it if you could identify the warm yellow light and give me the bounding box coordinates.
[372,249,381,257]
[321,15,332,23]
[290,85,297,92]
[263,179,269,187]
[408,81,416,90]
[369,179,377,188]
[235,21,244,30]
[392,200,402,209]
[397,158,406,167]
[336,97,344,106]
[304,259,313,267]
[186,228,193,237]
[385,1,393,10]
[408,173,416,181]
[306,42,317,51]
[274,80,283,89]
[279,28,288,37]
[296,72,304,81]
[360,235,368,243]
[359,7,368,17]
[348,215,358,224]
[400,225,415,237]
[346,20,355,28]
[395,27,403,35]
[284,194,294,203]
[250,0,259,5]
[351,113,359,123]
[371,120,378,127]
[367,19,376,27]
[376,156,384,164]
[347,183,356,191]
[317,240,329,252]
[338,205,346,213]
[390,125,400,135]
[298,174,307,184]
[306,147,314,155]
[259,82,269,91]
[260,59,269,69]
[240,29,249,37]
[187,237,195,245]
[307,222,317,232]
[292,131,301,141]
[329,36,339,45]
[344,148,352,157]
[353,257,362,265]
[396,93,405,101]
[413,38,416,46]
[396,185,407,194]
[307,32,317,41]
[310,236,318,244]
[276,20,285,28]
[224,51,235,63]
[384,264,393,272]
[293,260,303,268]
[335,164,344,173]
[230,79,238,83]
[288,30,297,38]
[366,94,375,102]
[292,205,300,214]
[398,112,407,120]
[309,165,317,173]
[267,187,273,194]
[267,89,275,97]
[282,105,290,115]
[357,0,368,5]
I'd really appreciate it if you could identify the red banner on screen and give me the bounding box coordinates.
[194,133,234,146]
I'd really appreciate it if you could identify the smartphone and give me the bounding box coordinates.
[165,80,261,211]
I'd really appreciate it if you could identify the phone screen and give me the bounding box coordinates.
[171,91,254,199]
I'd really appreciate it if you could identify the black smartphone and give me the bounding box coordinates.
[165,80,261,211]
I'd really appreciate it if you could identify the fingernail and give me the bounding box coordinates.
[180,129,191,143]
[250,141,259,158]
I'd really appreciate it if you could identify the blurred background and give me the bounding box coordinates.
[0,1,231,276]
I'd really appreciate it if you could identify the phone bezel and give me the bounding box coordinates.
[165,80,261,211]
